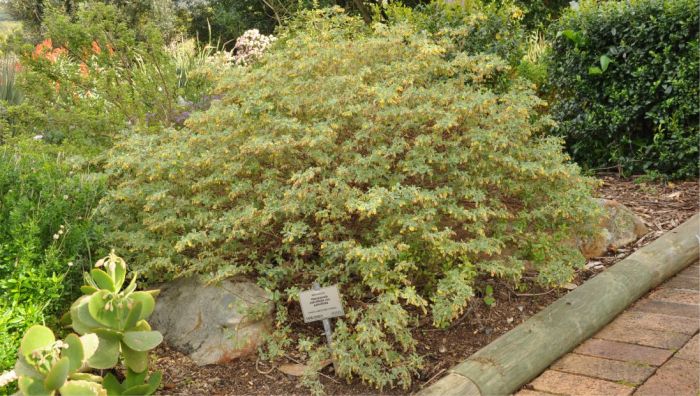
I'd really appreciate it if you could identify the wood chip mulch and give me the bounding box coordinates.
[153,176,698,396]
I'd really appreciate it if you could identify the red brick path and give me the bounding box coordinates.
[518,263,700,396]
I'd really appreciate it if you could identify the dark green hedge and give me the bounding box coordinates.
[548,0,698,178]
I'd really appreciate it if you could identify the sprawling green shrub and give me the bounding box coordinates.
[0,140,105,388]
[548,0,699,178]
[100,9,599,389]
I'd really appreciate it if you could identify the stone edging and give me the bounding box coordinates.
[418,213,700,396]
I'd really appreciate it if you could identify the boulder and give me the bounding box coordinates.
[580,199,648,258]
[149,277,273,366]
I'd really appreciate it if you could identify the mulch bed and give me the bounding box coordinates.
[153,175,698,395]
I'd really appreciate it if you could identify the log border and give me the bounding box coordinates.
[418,213,699,396]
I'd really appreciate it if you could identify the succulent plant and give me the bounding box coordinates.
[69,251,163,374]
[14,325,105,396]
[102,368,161,396]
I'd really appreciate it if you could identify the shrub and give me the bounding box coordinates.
[0,140,105,388]
[386,0,527,67]
[3,1,218,147]
[100,9,599,389]
[548,0,699,178]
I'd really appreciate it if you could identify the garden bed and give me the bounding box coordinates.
[152,175,698,395]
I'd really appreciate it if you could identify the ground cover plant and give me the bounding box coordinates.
[548,0,699,178]
[100,8,600,390]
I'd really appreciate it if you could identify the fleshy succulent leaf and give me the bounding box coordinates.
[61,334,84,373]
[129,292,155,321]
[134,320,151,331]
[122,331,162,352]
[59,380,107,396]
[18,376,49,396]
[123,273,138,295]
[91,269,116,292]
[94,328,124,341]
[123,301,143,330]
[88,290,120,328]
[144,371,162,394]
[81,285,99,295]
[102,373,123,396]
[123,368,146,389]
[71,295,104,334]
[14,355,43,380]
[80,333,100,361]
[44,356,70,390]
[69,372,104,383]
[87,336,120,369]
[20,325,55,358]
[123,384,152,395]
[113,258,127,292]
[121,344,148,373]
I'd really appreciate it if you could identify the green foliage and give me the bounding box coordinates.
[3,1,216,147]
[386,0,527,67]
[0,140,105,388]
[100,9,599,389]
[175,0,345,46]
[12,253,162,395]
[482,284,495,306]
[484,0,570,28]
[5,0,180,41]
[548,0,699,178]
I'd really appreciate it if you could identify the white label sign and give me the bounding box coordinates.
[299,285,345,323]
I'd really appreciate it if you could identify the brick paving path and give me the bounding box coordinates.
[518,262,700,396]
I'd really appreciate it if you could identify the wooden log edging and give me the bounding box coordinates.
[418,213,699,396]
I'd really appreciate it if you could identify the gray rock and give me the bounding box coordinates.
[150,277,273,366]
[579,199,648,258]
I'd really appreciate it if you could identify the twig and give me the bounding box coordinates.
[255,358,275,375]
[512,288,556,297]
[420,368,446,389]
[284,355,340,384]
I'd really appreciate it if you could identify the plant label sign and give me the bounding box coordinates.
[299,285,344,323]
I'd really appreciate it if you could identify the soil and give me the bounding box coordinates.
[153,176,698,395]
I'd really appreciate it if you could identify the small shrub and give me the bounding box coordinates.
[3,1,218,147]
[548,0,699,178]
[0,140,105,388]
[100,9,599,389]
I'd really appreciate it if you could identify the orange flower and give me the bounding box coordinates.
[107,43,115,56]
[46,47,67,62]
[33,38,53,59]
[91,41,101,55]
[32,38,67,63]
[79,62,89,77]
